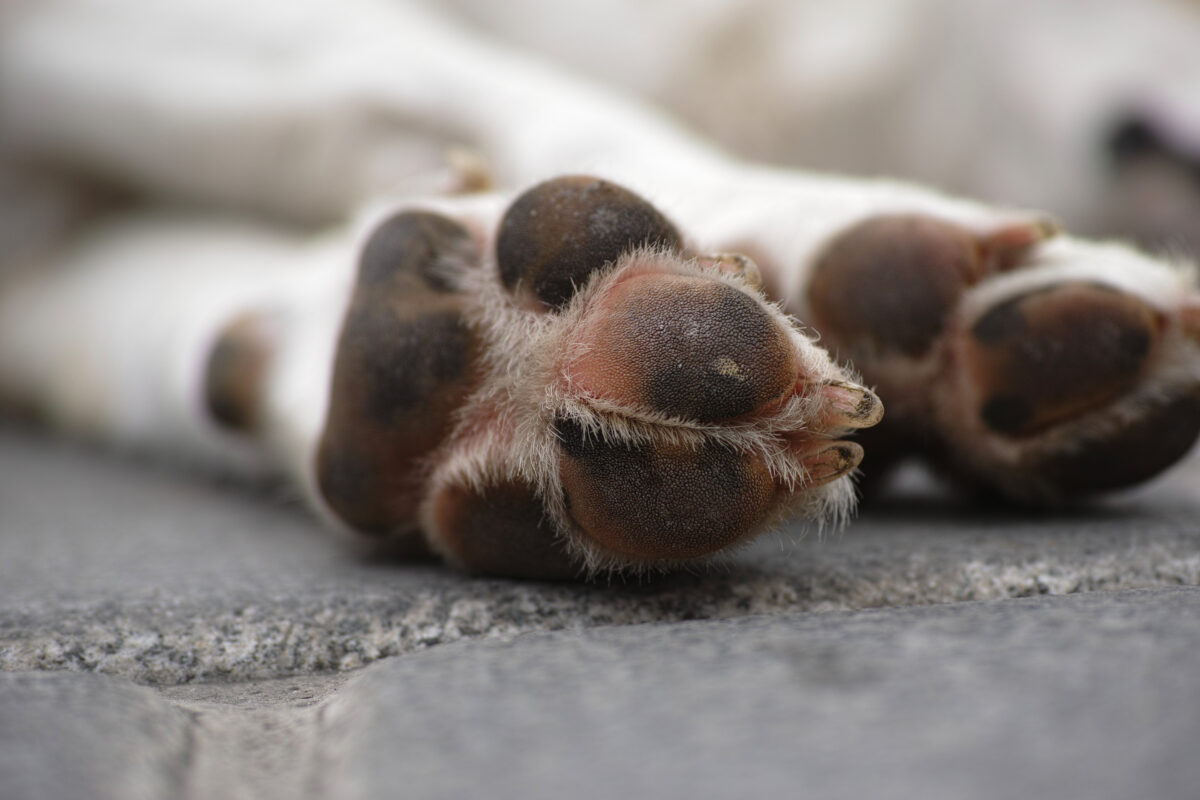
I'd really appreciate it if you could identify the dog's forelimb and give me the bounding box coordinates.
[0,214,346,482]
[0,0,725,223]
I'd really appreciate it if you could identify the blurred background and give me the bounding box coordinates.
[445,0,1200,253]
[2,0,1199,259]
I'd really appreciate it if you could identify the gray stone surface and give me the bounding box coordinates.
[320,587,1200,800]
[3,429,1199,798]
[3,589,1198,800]
[0,671,192,800]
[2,429,1198,683]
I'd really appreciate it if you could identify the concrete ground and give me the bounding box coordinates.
[2,427,1198,799]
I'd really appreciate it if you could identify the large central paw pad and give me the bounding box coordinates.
[564,272,799,423]
[318,176,881,577]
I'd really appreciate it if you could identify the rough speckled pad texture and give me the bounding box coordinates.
[1,429,1197,684]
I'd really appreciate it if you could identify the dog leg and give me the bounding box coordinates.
[0,214,333,477]
[0,179,882,577]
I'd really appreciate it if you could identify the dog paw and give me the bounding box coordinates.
[316,176,882,577]
[806,213,1200,503]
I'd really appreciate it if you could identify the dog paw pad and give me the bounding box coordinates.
[965,282,1162,436]
[203,313,276,432]
[496,175,681,310]
[358,210,477,292]
[428,477,580,579]
[553,416,777,560]
[808,214,1056,360]
[566,273,798,422]
[316,212,482,533]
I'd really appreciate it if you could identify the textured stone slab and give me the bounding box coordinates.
[2,429,1198,683]
[4,589,1198,800]
[320,587,1200,800]
[0,671,192,800]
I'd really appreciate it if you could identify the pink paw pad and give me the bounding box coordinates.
[565,272,799,423]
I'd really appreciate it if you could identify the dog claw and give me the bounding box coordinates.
[820,380,884,429]
[798,441,864,487]
[979,217,1061,272]
[697,252,764,292]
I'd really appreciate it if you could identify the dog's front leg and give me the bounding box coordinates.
[0,180,885,578]
[0,213,348,480]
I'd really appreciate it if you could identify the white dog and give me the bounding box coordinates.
[1,0,1198,578]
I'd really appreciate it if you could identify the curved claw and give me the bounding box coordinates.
[798,441,865,488]
[821,380,885,430]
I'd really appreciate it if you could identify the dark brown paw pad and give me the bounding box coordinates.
[1031,393,1200,496]
[358,210,477,292]
[204,313,276,433]
[808,214,1056,361]
[496,175,682,310]
[938,276,1200,501]
[966,282,1163,436]
[553,417,779,560]
[316,212,483,534]
[428,478,581,580]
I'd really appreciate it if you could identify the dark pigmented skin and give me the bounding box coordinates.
[496,175,682,310]
[316,212,482,534]
[430,479,581,580]
[351,310,474,426]
[569,274,798,423]
[359,211,476,292]
[203,314,273,432]
[808,215,985,359]
[966,283,1162,436]
[554,417,777,560]
[1035,393,1200,496]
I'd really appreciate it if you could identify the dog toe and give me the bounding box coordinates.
[316,211,483,534]
[552,416,778,561]
[496,175,681,310]
[427,476,581,579]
